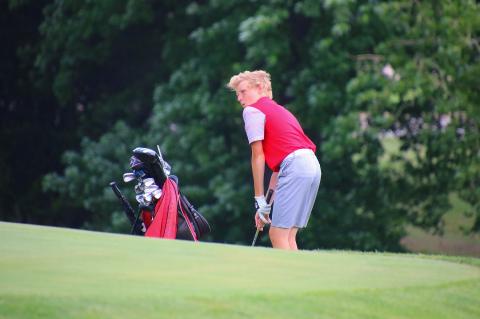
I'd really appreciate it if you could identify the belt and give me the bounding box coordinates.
[283,148,313,162]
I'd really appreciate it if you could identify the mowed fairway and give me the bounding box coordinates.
[1,222,479,319]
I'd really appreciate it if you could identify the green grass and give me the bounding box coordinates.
[1,222,480,319]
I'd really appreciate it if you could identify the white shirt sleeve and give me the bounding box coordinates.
[242,106,265,144]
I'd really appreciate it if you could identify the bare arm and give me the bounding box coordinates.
[250,141,265,197]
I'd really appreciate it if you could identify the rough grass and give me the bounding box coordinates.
[1,222,479,319]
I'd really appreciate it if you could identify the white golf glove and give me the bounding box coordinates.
[254,195,271,224]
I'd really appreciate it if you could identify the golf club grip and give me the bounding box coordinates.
[110,181,136,225]
[266,189,274,204]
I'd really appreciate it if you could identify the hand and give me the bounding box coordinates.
[255,212,266,231]
[254,195,271,224]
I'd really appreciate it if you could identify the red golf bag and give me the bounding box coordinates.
[110,147,210,241]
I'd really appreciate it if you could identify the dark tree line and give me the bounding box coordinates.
[2,0,479,250]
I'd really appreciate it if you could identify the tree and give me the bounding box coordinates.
[344,0,480,234]
[20,0,480,250]
[0,0,81,226]
[31,0,185,229]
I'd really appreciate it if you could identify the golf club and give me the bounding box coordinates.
[152,189,162,199]
[123,172,136,183]
[251,189,274,247]
[143,178,155,187]
[144,184,159,193]
[110,181,143,235]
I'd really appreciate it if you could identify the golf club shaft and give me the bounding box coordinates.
[251,189,274,247]
[130,206,143,235]
[251,229,260,247]
[110,182,136,224]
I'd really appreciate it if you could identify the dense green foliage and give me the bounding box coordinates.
[2,0,479,250]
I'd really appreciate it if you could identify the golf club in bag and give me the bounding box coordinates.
[110,146,211,241]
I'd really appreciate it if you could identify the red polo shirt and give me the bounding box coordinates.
[247,97,316,172]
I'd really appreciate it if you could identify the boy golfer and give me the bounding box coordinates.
[228,70,321,250]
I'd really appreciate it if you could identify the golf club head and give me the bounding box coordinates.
[152,189,162,199]
[143,178,155,187]
[123,173,136,183]
[129,155,144,170]
[134,184,144,194]
[143,193,152,203]
[135,194,144,205]
[144,184,159,194]
[133,169,146,179]
[133,147,167,186]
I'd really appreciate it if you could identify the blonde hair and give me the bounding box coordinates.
[227,70,273,98]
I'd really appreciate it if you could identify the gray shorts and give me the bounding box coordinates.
[272,149,321,229]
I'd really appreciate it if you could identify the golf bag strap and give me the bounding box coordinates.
[178,197,198,242]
